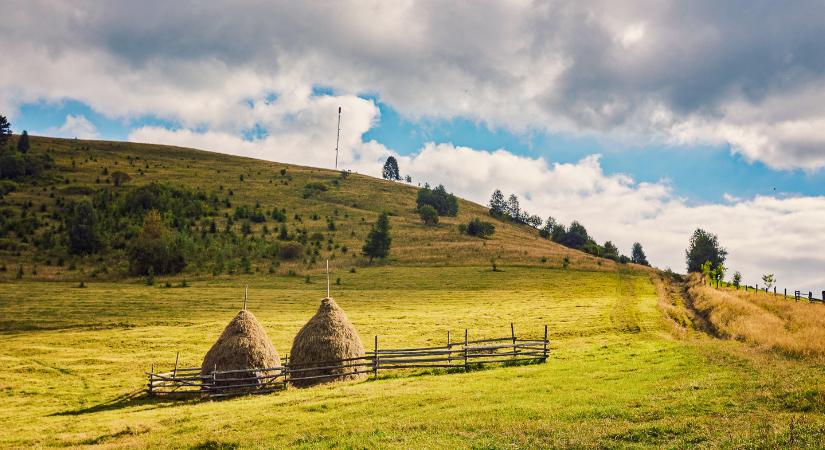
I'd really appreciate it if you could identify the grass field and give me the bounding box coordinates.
[2,265,825,448]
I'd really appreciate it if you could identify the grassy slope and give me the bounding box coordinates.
[1,136,618,281]
[686,274,825,359]
[1,137,824,448]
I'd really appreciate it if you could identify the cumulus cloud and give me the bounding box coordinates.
[128,114,825,293]
[3,1,825,290]
[3,1,825,169]
[46,114,99,139]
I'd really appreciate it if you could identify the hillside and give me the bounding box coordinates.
[0,135,620,281]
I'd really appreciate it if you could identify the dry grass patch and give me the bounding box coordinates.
[687,274,825,359]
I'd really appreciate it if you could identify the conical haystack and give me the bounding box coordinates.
[201,310,281,389]
[289,297,366,387]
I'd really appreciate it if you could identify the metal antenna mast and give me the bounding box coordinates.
[334,106,341,169]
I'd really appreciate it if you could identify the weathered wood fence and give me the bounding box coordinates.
[738,284,824,304]
[147,325,549,399]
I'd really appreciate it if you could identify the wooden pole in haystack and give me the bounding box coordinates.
[243,285,248,311]
[326,259,330,298]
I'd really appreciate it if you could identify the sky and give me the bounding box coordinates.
[1,1,824,292]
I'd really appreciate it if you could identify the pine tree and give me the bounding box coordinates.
[362,212,391,262]
[631,242,649,266]
[489,189,505,217]
[17,130,30,153]
[382,156,400,180]
[0,115,11,147]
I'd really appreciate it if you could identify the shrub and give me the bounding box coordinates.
[418,204,439,226]
[278,242,303,259]
[127,210,186,275]
[465,218,495,238]
[416,184,458,216]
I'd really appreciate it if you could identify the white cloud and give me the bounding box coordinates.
[128,110,825,294]
[3,1,825,169]
[46,114,99,139]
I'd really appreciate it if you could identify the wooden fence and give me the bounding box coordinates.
[710,279,824,305]
[147,325,549,399]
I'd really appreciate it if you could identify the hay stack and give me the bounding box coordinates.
[289,297,366,387]
[201,310,281,389]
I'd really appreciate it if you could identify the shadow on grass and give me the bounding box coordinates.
[367,358,547,381]
[50,389,200,416]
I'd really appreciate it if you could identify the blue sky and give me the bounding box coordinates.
[16,95,824,205]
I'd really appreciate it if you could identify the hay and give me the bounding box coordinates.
[289,297,366,387]
[201,310,281,389]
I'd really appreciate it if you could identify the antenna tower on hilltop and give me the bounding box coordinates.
[335,106,342,169]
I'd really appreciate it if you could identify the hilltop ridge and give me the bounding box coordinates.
[0,135,626,281]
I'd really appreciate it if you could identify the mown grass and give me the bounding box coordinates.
[2,266,825,448]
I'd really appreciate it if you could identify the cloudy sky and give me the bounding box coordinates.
[2,1,824,291]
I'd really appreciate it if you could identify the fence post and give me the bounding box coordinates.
[447,330,451,365]
[148,362,154,397]
[822,291,824,303]
[173,351,179,379]
[373,335,378,380]
[464,329,469,371]
[809,292,813,302]
[510,323,516,358]
[773,287,776,295]
[543,325,548,361]
[784,288,787,298]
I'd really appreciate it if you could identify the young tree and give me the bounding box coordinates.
[466,217,496,238]
[539,216,556,239]
[700,260,714,284]
[526,214,543,229]
[631,242,649,266]
[559,220,589,249]
[732,271,742,289]
[16,130,29,153]
[418,204,439,226]
[550,223,566,242]
[686,228,727,273]
[0,115,11,147]
[603,241,619,261]
[761,274,775,290]
[417,184,458,216]
[362,212,391,262]
[382,156,400,180]
[111,171,131,187]
[489,189,506,217]
[505,194,520,221]
[127,210,186,275]
[67,199,101,255]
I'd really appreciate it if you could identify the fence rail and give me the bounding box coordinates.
[147,325,549,399]
[707,278,824,304]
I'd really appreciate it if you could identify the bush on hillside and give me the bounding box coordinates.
[465,217,495,238]
[418,204,439,226]
[416,184,458,216]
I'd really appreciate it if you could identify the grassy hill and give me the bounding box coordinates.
[1,136,824,448]
[0,136,616,281]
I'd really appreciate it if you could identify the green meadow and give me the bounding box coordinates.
[1,137,824,448]
[2,266,824,448]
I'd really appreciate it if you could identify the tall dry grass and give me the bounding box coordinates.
[687,273,825,359]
